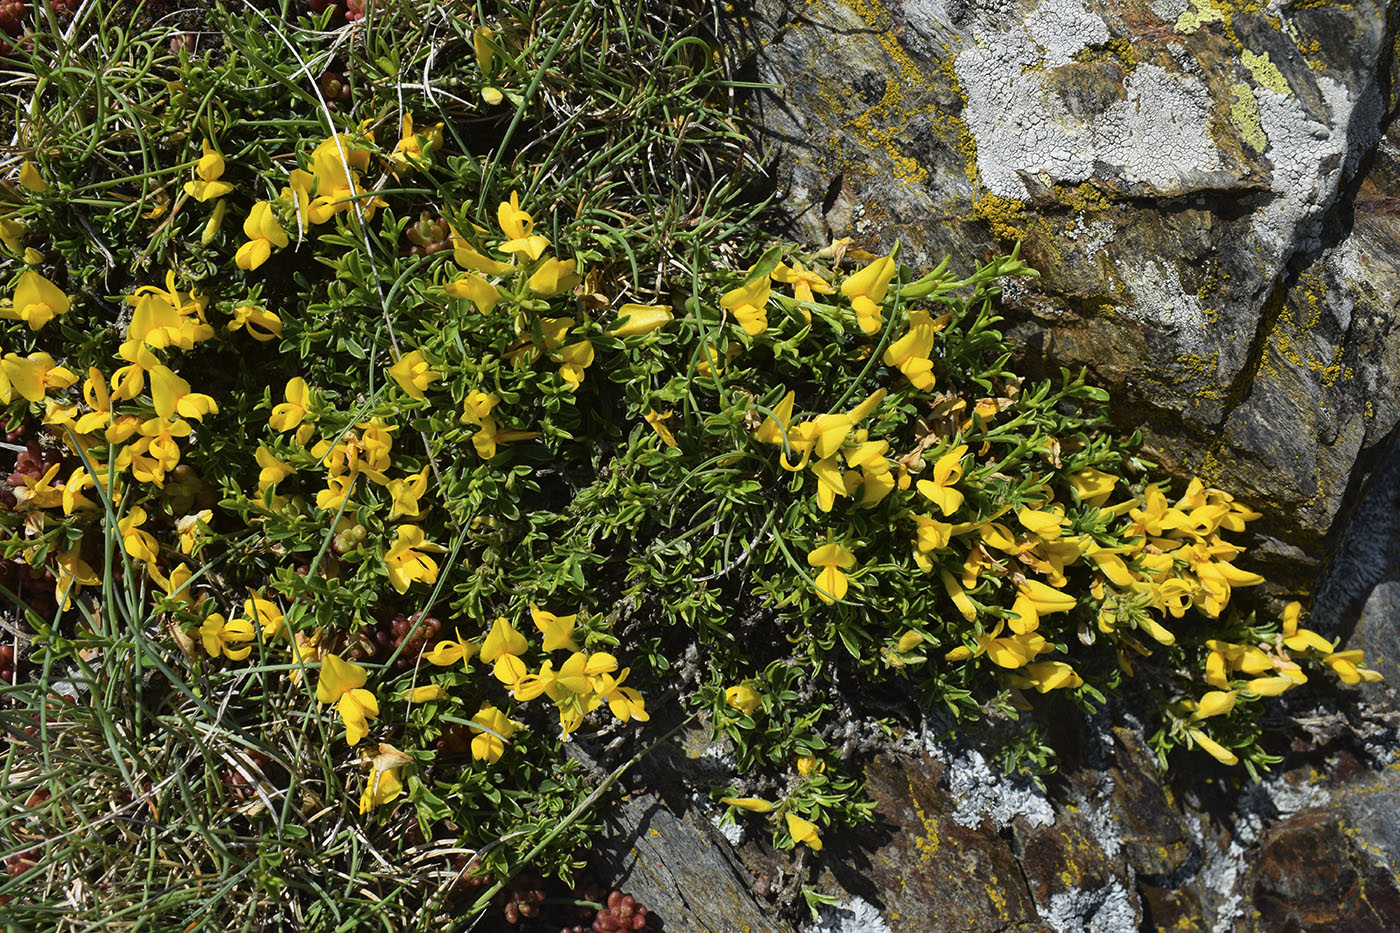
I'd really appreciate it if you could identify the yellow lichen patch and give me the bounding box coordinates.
[1229,83,1267,152]
[1055,183,1112,214]
[1175,0,1225,34]
[803,0,981,189]
[1241,49,1291,96]
[973,192,1029,242]
[905,774,941,863]
[986,878,1009,919]
[1170,351,1223,398]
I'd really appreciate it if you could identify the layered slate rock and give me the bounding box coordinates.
[738,0,1400,576]
[594,715,1400,932]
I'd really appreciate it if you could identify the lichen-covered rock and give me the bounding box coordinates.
[594,789,799,933]
[739,0,1400,575]
[1247,806,1400,930]
[811,752,1041,930]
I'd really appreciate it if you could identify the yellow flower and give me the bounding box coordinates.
[1280,601,1335,654]
[450,225,513,274]
[1191,690,1238,719]
[496,191,550,259]
[388,114,444,173]
[387,349,441,401]
[423,630,480,668]
[119,507,160,565]
[386,467,429,521]
[0,214,26,254]
[595,667,648,722]
[754,390,796,447]
[1,351,79,404]
[721,796,775,812]
[527,257,582,297]
[558,340,594,390]
[720,275,771,336]
[445,272,502,315]
[306,133,377,223]
[317,653,379,745]
[242,596,285,640]
[1246,675,1298,697]
[473,26,495,73]
[1187,728,1238,766]
[384,525,445,594]
[201,199,227,244]
[184,138,234,202]
[796,753,824,777]
[771,260,834,306]
[401,684,449,703]
[1068,467,1118,507]
[1323,649,1384,685]
[5,270,70,330]
[12,463,62,511]
[911,515,954,572]
[915,444,968,516]
[645,409,679,448]
[481,616,529,664]
[807,542,856,604]
[531,604,580,652]
[785,812,823,851]
[18,160,48,193]
[984,629,1051,669]
[841,255,896,335]
[227,305,283,341]
[609,304,673,337]
[200,613,256,661]
[881,308,941,389]
[359,764,404,814]
[235,201,289,271]
[724,684,761,715]
[176,510,212,555]
[469,702,520,764]
[54,544,100,611]
[255,444,294,492]
[158,562,194,605]
[149,365,218,422]
[1008,660,1083,693]
[270,378,310,432]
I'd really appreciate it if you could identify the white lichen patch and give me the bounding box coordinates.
[955,10,1223,200]
[711,812,745,846]
[1096,65,1222,188]
[1118,259,1212,342]
[1251,77,1354,260]
[806,896,895,933]
[1149,0,1189,23]
[1039,878,1139,932]
[1026,0,1109,67]
[924,736,1055,829]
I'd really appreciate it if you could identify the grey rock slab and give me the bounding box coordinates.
[739,0,1400,565]
[596,791,797,933]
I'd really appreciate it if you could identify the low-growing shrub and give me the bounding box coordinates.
[0,0,1381,926]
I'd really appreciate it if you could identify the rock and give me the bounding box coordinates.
[1247,807,1400,931]
[594,790,798,933]
[811,752,1041,931]
[739,0,1400,575]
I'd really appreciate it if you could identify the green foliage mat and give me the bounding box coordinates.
[0,0,1382,927]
